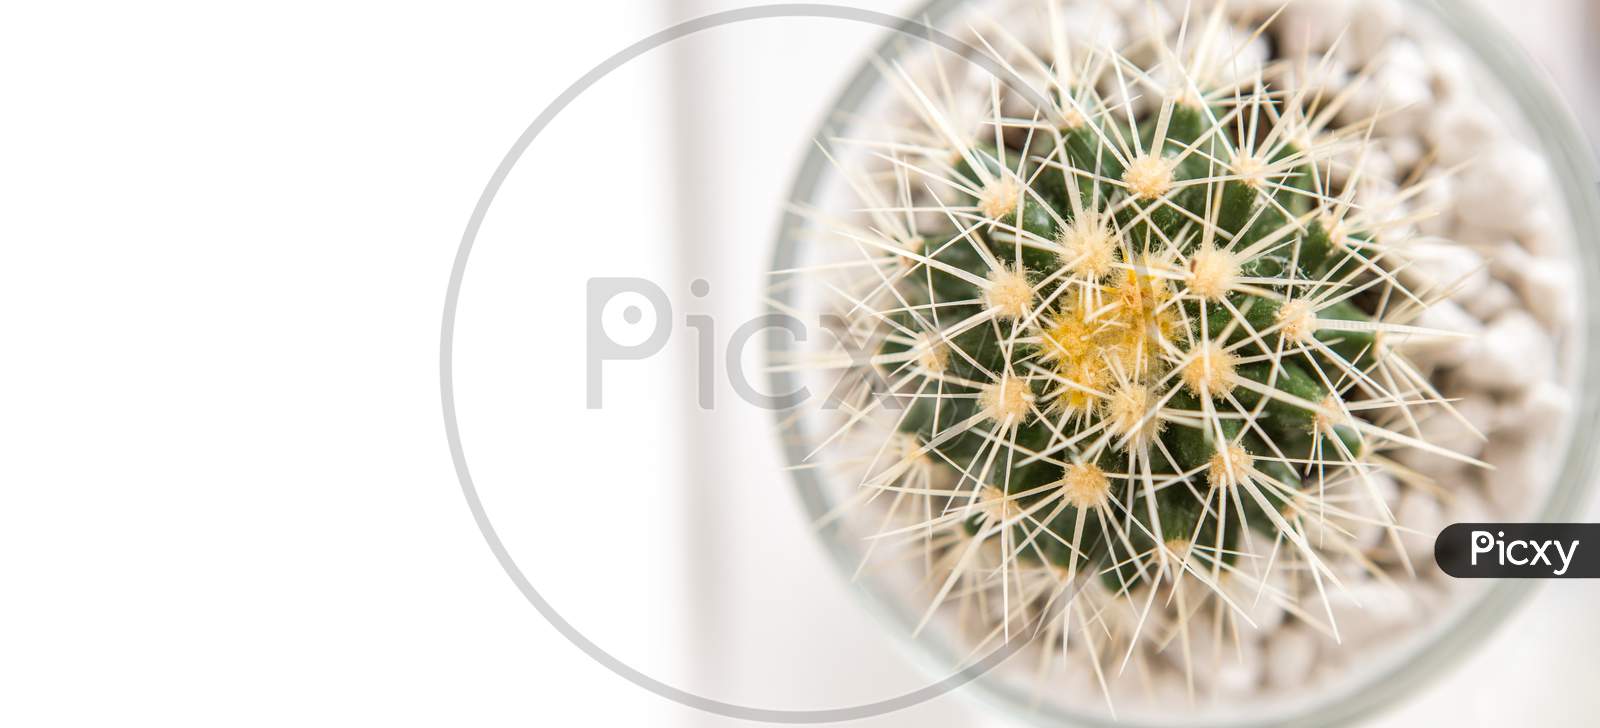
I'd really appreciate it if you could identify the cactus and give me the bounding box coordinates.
[777,1,1485,708]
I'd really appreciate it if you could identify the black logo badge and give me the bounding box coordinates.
[1435,524,1594,578]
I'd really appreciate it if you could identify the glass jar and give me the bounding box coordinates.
[768,0,1600,725]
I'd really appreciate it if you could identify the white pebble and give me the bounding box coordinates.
[1227,555,1288,634]
[1488,238,1536,281]
[1296,471,1397,552]
[1230,33,1271,80]
[1241,589,1288,636]
[1424,44,1473,100]
[1283,53,1351,99]
[1370,43,1434,136]
[1408,579,1451,610]
[1399,241,1490,301]
[1347,161,1401,206]
[1495,380,1572,439]
[1512,200,1560,243]
[1456,145,1549,232]
[1446,486,1494,525]
[1348,0,1403,59]
[1458,389,1500,432]
[1123,4,1176,61]
[1355,472,1401,551]
[1383,136,1424,171]
[1418,396,1492,456]
[1425,100,1498,166]
[1400,299,1482,369]
[1265,627,1318,690]
[1454,310,1554,393]
[1108,655,1186,707]
[1480,436,1555,515]
[1413,176,1456,238]
[1323,583,1420,648]
[1393,398,1490,482]
[1395,490,1445,567]
[1461,280,1517,321]
[1058,5,1127,56]
[1451,219,1512,250]
[1169,622,1263,697]
[1277,0,1352,58]
[1219,0,1283,19]
[1515,256,1578,331]
[1519,205,1570,256]
[1482,237,1578,330]
[1052,646,1100,698]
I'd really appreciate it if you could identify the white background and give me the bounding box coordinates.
[1,1,1597,726]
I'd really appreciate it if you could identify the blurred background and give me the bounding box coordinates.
[0,1,1596,726]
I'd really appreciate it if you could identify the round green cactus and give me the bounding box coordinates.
[877,89,1396,593]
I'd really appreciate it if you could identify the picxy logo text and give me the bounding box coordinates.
[1436,523,1598,578]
